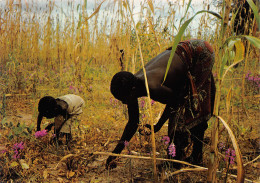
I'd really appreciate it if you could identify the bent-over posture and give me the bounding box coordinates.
[37,94,85,144]
[106,39,216,169]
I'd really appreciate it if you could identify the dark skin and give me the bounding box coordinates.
[107,48,211,168]
[37,99,72,144]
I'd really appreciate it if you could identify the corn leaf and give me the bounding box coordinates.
[244,35,260,49]
[180,0,192,25]
[226,88,232,114]
[234,41,245,63]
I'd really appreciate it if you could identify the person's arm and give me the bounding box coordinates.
[45,123,54,132]
[37,113,43,131]
[106,99,139,169]
[144,105,171,134]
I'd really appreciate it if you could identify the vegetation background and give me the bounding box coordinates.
[0,0,259,182]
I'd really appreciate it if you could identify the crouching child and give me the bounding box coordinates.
[36,94,85,145]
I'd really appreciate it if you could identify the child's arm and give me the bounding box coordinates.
[37,113,43,131]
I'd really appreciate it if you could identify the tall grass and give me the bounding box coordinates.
[0,0,259,182]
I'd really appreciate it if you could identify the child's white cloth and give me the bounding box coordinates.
[55,94,85,133]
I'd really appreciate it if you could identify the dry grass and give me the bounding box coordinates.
[0,0,259,182]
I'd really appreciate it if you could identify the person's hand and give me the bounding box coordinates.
[106,156,118,169]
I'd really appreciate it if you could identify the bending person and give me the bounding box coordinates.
[37,94,85,145]
[106,39,216,169]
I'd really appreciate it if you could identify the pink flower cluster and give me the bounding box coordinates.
[35,129,48,138]
[124,141,129,147]
[140,98,155,108]
[1,149,8,154]
[110,98,120,108]
[151,100,155,106]
[13,142,24,159]
[225,148,236,164]
[161,136,170,145]
[69,82,84,94]
[245,71,260,88]
[168,143,176,157]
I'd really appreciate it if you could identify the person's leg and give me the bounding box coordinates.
[53,115,65,144]
[60,116,74,145]
[168,116,190,168]
[189,121,208,165]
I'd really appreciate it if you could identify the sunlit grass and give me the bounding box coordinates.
[0,0,259,182]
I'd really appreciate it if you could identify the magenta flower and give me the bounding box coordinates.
[12,142,24,159]
[248,76,254,81]
[245,71,251,78]
[13,142,24,150]
[1,149,8,154]
[218,142,225,150]
[161,136,170,145]
[225,148,236,164]
[168,143,176,157]
[151,100,155,105]
[69,85,74,91]
[124,141,129,147]
[140,100,145,108]
[35,129,48,138]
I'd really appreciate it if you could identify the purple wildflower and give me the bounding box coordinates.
[69,85,74,91]
[35,129,48,138]
[110,98,118,108]
[124,141,129,147]
[161,136,170,145]
[225,148,236,164]
[245,71,251,78]
[151,100,155,105]
[13,142,24,150]
[142,114,146,119]
[248,76,254,81]
[168,143,176,157]
[13,153,20,159]
[218,142,225,150]
[1,149,8,154]
[140,100,145,108]
[12,142,24,159]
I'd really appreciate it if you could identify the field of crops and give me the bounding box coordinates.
[0,0,259,182]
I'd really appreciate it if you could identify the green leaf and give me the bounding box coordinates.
[223,35,260,50]
[180,0,192,25]
[8,132,14,140]
[77,13,82,29]
[163,10,222,83]
[234,41,245,63]
[10,161,19,168]
[244,35,260,49]
[220,51,229,77]
[19,159,29,169]
[246,0,259,27]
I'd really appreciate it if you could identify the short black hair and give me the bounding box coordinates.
[110,71,136,101]
[38,96,57,117]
